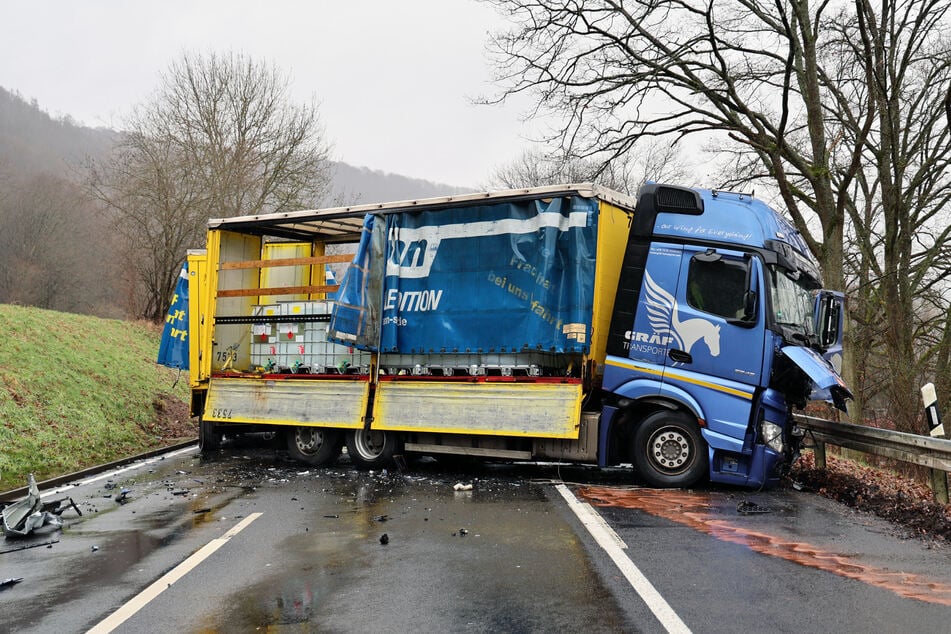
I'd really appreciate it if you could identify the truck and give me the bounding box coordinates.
[182,183,851,488]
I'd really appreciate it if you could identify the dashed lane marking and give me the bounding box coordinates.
[86,512,263,634]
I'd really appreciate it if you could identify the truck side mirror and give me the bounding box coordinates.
[743,290,758,321]
[814,291,844,350]
[727,290,758,328]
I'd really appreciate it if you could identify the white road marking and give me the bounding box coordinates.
[47,445,199,497]
[555,484,691,634]
[86,512,262,634]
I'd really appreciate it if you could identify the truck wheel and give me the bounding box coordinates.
[346,429,402,469]
[286,426,342,466]
[632,410,708,488]
[198,417,221,454]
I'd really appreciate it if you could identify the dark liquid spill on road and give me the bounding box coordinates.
[579,486,951,606]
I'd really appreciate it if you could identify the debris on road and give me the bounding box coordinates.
[43,496,82,518]
[453,483,473,491]
[115,489,131,504]
[379,533,389,545]
[737,500,772,515]
[0,577,24,590]
[0,539,59,555]
[2,474,64,538]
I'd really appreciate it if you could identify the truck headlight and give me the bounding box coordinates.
[760,421,784,454]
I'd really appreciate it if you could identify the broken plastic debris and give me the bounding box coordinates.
[115,489,131,504]
[0,578,24,590]
[42,497,81,518]
[736,500,772,515]
[2,474,64,538]
[453,483,473,491]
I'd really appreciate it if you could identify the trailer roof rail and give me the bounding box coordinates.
[206,183,638,243]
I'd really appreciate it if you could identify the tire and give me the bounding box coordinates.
[198,417,221,454]
[346,428,402,469]
[286,426,343,466]
[632,410,708,488]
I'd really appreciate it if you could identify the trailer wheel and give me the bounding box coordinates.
[198,417,221,454]
[286,426,342,466]
[346,429,402,469]
[632,410,708,488]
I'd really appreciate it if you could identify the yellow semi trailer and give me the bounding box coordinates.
[187,184,628,467]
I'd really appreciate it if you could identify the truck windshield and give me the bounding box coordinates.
[767,265,816,345]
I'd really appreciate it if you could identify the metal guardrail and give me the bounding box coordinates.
[794,414,951,503]
[0,440,197,503]
[794,414,951,471]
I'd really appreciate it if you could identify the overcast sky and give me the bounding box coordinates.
[0,0,542,188]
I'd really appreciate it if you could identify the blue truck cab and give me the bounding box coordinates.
[601,184,850,488]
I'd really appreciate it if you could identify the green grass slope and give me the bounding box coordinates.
[0,304,193,485]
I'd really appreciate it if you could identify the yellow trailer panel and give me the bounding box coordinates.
[203,377,370,428]
[372,380,583,438]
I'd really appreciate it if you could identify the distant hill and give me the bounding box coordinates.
[0,85,472,203]
[0,87,117,177]
[327,162,473,206]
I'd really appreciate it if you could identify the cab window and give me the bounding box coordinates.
[687,257,749,319]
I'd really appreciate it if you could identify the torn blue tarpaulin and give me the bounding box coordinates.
[328,196,598,354]
[157,262,189,370]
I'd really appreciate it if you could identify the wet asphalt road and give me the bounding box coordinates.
[2,438,951,633]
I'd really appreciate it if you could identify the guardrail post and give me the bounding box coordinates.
[813,439,826,470]
[922,383,949,505]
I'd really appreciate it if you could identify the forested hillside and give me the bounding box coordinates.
[0,86,471,320]
[0,87,116,177]
[0,88,121,316]
[328,161,472,205]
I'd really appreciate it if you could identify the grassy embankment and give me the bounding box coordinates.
[0,304,192,485]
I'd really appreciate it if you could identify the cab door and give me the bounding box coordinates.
[670,246,765,393]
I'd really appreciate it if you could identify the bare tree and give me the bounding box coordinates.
[483,0,951,430]
[87,52,333,321]
[486,141,691,194]
[483,0,861,289]
[832,0,951,433]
